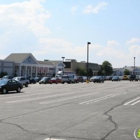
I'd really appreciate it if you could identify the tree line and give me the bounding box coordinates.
[76,60,131,76]
[76,61,113,76]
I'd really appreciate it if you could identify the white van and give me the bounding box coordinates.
[61,75,75,84]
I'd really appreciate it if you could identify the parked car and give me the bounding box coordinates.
[74,76,84,83]
[34,76,43,82]
[2,75,14,80]
[112,76,120,81]
[105,76,113,80]
[122,75,129,80]
[118,76,123,80]
[90,76,104,83]
[28,77,36,84]
[137,75,140,80]
[129,75,139,81]
[61,75,75,84]
[82,76,87,82]
[49,77,62,84]
[0,79,23,94]
[13,77,29,87]
[39,77,51,84]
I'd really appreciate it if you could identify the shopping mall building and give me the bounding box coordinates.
[0,53,64,77]
[0,53,101,77]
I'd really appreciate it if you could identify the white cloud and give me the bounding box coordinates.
[0,0,52,58]
[107,40,119,47]
[33,38,88,61]
[71,5,78,14]
[83,2,108,14]
[34,39,124,67]
[0,0,51,37]
[128,45,140,55]
[126,38,140,45]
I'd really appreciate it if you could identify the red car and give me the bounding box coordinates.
[49,77,62,84]
[74,76,84,83]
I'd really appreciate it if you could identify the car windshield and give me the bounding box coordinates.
[13,77,20,80]
[94,76,99,78]
[0,80,8,85]
[41,77,46,80]
[62,75,68,78]
[51,78,56,80]
[2,76,8,79]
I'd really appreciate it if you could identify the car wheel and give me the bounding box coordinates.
[2,88,7,94]
[17,87,21,93]
[25,83,28,87]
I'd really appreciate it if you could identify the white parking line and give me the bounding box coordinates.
[40,92,99,105]
[44,138,65,140]
[131,100,140,105]
[6,92,98,104]
[79,93,121,105]
[124,96,140,105]
[94,94,120,102]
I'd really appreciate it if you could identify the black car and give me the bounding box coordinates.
[0,79,23,94]
[112,76,120,81]
[129,75,139,81]
[90,76,104,83]
[33,77,43,82]
[28,77,36,84]
[39,77,51,84]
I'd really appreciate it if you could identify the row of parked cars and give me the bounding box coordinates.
[39,75,86,84]
[89,75,140,82]
[0,75,88,94]
[1,74,139,94]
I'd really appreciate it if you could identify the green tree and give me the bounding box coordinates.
[76,67,87,76]
[124,69,130,75]
[101,61,113,76]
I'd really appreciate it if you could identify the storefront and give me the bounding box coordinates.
[4,53,64,77]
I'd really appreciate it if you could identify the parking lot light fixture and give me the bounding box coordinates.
[134,57,135,75]
[87,42,91,83]
[62,57,65,74]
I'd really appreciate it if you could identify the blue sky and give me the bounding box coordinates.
[0,0,140,67]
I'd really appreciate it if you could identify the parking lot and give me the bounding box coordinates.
[0,81,140,140]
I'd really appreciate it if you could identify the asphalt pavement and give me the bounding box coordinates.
[0,81,140,140]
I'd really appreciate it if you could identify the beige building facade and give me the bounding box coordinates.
[64,59,100,75]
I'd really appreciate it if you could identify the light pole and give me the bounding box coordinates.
[62,57,65,75]
[87,42,91,83]
[134,57,135,75]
